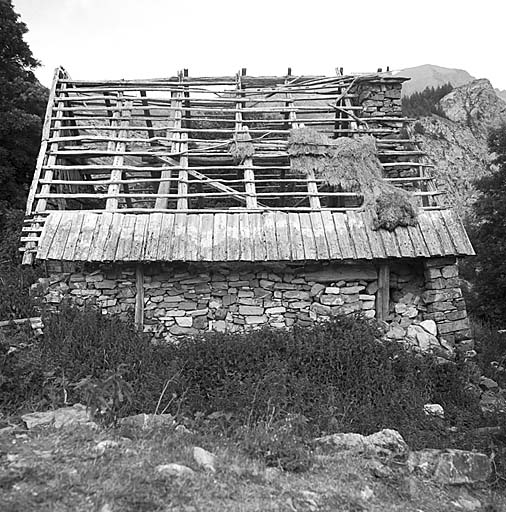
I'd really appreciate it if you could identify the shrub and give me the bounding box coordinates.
[0,308,484,458]
[0,209,41,320]
[237,414,313,472]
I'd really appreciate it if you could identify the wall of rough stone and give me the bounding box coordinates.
[33,258,470,359]
[422,257,473,355]
[355,80,403,118]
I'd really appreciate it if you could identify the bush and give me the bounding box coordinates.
[0,209,41,320]
[0,308,484,456]
[237,415,313,472]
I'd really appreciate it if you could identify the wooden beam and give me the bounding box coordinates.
[23,68,67,264]
[106,95,131,210]
[376,263,390,321]
[286,86,321,209]
[235,70,258,209]
[135,264,144,330]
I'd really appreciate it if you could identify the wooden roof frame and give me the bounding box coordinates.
[21,67,469,263]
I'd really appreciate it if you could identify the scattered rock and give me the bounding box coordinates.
[386,324,405,340]
[424,404,445,419]
[452,495,482,511]
[314,428,408,459]
[480,391,506,416]
[175,424,193,435]
[479,376,499,390]
[263,467,282,483]
[193,446,217,472]
[407,324,439,352]
[94,440,121,456]
[293,490,320,511]
[420,319,437,336]
[366,429,409,458]
[395,303,407,315]
[21,404,94,429]
[407,449,491,484]
[314,432,365,451]
[156,463,195,478]
[118,413,175,429]
[368,459,394,478]
[360,485,374,501]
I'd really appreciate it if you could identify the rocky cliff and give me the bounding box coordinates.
[410,79,506,218]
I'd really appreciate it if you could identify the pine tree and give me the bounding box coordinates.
[402,83,453,118]
[468,123,506,324]
[0,0,48,212]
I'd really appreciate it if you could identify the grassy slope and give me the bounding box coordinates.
[1,424,505,512]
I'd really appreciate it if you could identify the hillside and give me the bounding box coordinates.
[410,78,506,217]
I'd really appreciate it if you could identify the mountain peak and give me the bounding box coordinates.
[396,64,475,97]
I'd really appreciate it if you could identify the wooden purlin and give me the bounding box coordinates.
[22,68,66,264]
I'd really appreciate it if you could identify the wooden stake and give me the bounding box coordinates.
[376,263,390,321]
[135,264,144,330]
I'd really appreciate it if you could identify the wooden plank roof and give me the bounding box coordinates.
[36,210,474,263]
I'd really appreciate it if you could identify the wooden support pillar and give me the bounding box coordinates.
[376,263,390,321]
[236,69,258,209]
[135,264,144,330]
[106,96,131,210]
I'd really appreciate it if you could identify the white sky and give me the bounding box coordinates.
[12,0,505,90]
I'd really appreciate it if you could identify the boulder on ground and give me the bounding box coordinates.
[118,413,175,429]
[193,446,217,472]
[423,404,445,418]
[314,428,408,459]
[407,449,491,484]
[22,404,94,429]
[156,463,195,478]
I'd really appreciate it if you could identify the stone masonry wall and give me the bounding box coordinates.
[33,259,471,359]
[422,257,473,356]
[355,80,403,118]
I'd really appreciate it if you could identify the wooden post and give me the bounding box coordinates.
[176,71,189,210]
[285,86,321,209]
[376,263,390,321]
[135,264,144,330]
[106,95,131,210]
[236,69,258,209]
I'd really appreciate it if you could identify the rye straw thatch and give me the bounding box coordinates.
[288,127,418,231]
[230,129,255,163]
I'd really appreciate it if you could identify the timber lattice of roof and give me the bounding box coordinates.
[21,67,473,263]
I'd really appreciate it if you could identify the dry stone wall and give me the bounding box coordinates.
[33,259,471,358]
[142,263,378,341]
[356,80,403,118]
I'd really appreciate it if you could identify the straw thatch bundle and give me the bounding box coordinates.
[288,128,418,231]
[371,189,418,231]
[230,129,255,163]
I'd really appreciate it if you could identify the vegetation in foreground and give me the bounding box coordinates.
[2,421,506,512]
[2,311,506,476]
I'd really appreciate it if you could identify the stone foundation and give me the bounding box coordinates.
[33,258,471,357]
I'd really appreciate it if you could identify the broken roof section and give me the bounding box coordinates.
[21,67,473,263]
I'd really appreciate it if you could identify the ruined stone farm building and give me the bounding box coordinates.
[21,67,474,355]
